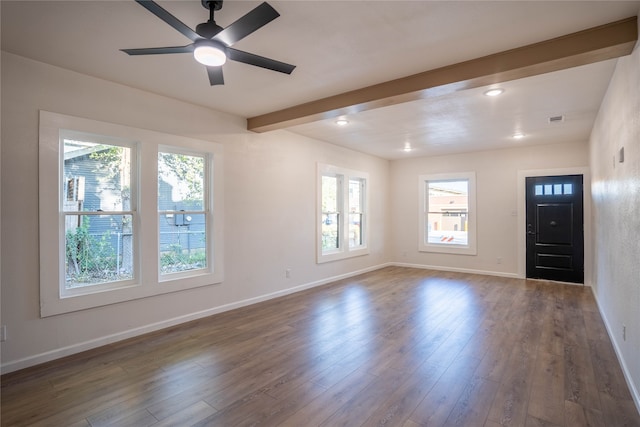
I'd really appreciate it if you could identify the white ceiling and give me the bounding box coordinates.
[2,1,639,159]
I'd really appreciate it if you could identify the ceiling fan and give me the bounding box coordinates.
[121,0,296,86]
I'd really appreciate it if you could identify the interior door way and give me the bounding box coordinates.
[526,175,584,284]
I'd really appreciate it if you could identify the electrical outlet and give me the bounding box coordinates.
[285,269,291,279]
[623,325,626,341]
[497,257,502,264]
[1,325,7,342]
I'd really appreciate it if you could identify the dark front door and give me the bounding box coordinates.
[526,175,584,284]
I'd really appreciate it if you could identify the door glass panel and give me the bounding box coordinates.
[535,185,543,196]
[563,183,573,195]
[544,184,553,195]
[554,184,562,195]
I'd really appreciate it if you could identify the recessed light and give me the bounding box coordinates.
[512,132,525,140]
[335,118,349,126]
[483,88,504,97]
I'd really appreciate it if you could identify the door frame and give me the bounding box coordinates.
[517,167,591,284]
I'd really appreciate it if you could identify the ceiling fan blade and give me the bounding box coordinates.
[121,45,194,55]
[213,2,280,47]
[207,66,225,86]
[227,48,296,74]
[135,0,200,42]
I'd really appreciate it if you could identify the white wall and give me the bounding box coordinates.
[589,40,640,406]
[389,142,590,277]
[0,52,390,372]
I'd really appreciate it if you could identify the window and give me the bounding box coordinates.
[419,172,476,255]
[158,150,208,278]
[62,136,136,294]
[318,164,369,263]
[39,111,223,316]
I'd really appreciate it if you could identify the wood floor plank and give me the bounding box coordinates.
[598,390,640,427]
[486,345,539,426]
[2,267,639,427]
[564,399,589,427]
[318,367,413,426]
[153,400,217,427]
[280,368,378,426]
[538,297,565,357]
[98,409,159,427]
[442,376,500,426]
[525,414,563,427]
[236,379,328,426]
[359,362,447,426]
[564,344,601,411]
[474,331,515,382]
[408,355,483,425]
[527,351,565,425]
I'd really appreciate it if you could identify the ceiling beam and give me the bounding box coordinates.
[247,16,638,133]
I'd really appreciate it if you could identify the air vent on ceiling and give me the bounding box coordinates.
[548,115,565,123]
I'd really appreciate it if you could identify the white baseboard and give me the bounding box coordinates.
[392,262,521,279]
[1,262,392,374]
[589,288,640,414]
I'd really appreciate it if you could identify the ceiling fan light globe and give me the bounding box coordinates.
[194,44,227,66]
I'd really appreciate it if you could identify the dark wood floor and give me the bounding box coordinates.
[2,267,639,426]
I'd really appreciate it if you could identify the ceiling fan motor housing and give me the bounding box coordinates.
[202,0,223,11]
[196,21,224,39]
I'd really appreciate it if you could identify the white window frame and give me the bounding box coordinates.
[59,131,139,299]
[39,111,224,317]
[419,172,477,255]
[157,146,211,283]
[317,163,369,263]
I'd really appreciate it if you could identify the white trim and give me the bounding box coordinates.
[1,263,392,374]
[418,172,477,255]
[591,287,640,414]
[516,167,591,282]
[393,262,520,279]
[317,163,370,263]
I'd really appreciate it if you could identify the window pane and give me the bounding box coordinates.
[544,184,553,195]
[535,185,543,196]
[349,213,363,247]
[348,179,362,212]
[321,213,339,251]
[321,175,340,253]
[321,175,338,213]
[348,178,364,248]
[427,180,468,245]
[65,214,134,289]
[159,213,207,274]
[158,152,205,211]
[564,183,573,195]
[63,140,131,213]
[158,152,207,275]
[554,184,563,195]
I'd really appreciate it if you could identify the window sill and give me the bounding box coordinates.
[419,244,477,256]
[317,247,370,264]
